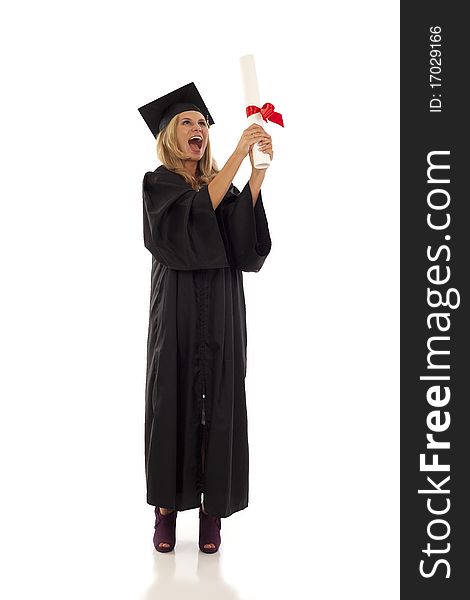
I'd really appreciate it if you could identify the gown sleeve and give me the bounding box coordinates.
[217,181,272,273]
[142,166,230,270]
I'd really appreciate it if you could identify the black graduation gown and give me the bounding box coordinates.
[142,164,271,518]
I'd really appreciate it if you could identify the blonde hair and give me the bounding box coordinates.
[156,113,220,190]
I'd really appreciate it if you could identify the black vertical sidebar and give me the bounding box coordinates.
[401,3,469,598]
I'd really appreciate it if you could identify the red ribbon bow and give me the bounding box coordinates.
[246,102,284,127]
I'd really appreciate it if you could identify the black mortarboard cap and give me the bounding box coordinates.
[138,81,214,138]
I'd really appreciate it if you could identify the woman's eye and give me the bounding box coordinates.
[182,120,206,126]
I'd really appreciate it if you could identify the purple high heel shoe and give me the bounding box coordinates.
[153,506,177,553]
[199,503,222,553]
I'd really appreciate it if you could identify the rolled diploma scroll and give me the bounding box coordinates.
[239,54,270,170]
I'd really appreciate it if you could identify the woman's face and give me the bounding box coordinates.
[176,111,209,159]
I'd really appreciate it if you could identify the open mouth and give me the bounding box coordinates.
[188,136,203,152]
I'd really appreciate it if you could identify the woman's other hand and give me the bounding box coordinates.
[249,131,273,169]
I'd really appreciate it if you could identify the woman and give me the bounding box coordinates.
[139,82,273,553]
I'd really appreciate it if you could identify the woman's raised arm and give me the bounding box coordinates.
[207,124,269,209]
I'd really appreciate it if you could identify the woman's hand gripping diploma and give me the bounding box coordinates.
[235,124,273,161]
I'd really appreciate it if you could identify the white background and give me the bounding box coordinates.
[0,1,399,598]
